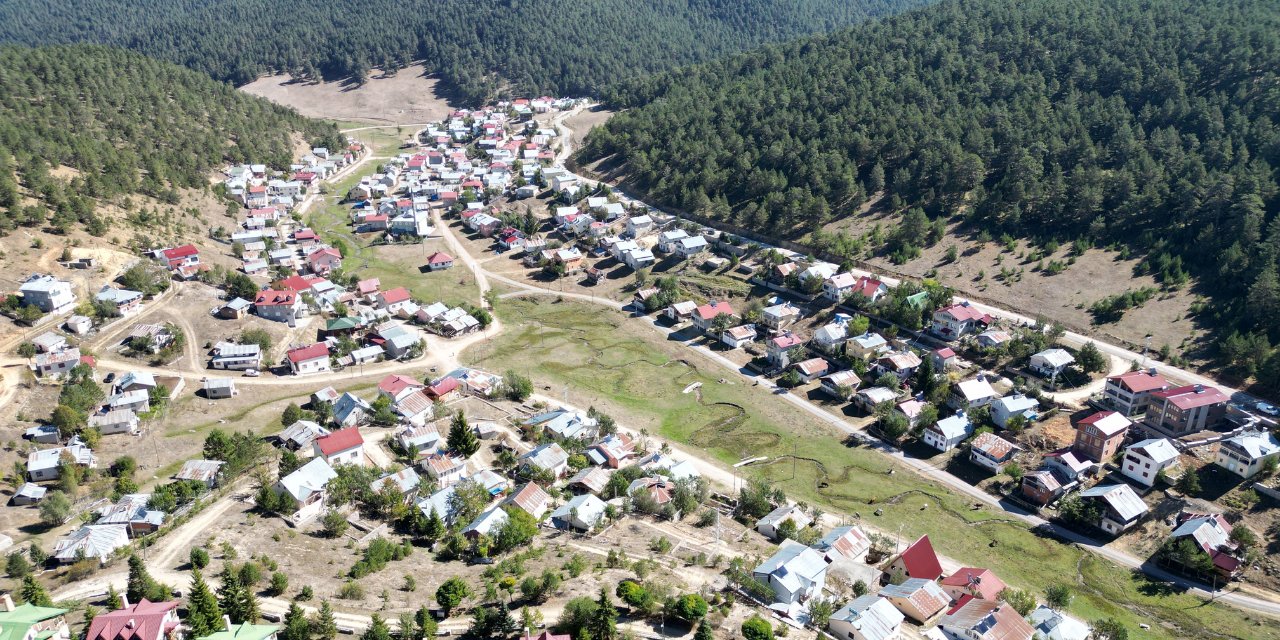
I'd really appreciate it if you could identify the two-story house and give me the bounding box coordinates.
[1073,410,1131,463]
[1103,369,1169,416]
[1142,385,1229,438]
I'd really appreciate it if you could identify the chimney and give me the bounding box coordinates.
[223,616,233,632]
[1,593,15,612]
[118,593,129,609]
[1148,368,1157,376]
[1194,384,1204,393]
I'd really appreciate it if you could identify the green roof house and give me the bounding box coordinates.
[0,596,70,640]
[198,622,278,640]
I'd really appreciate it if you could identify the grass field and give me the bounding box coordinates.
[462,296,1279,640]
[305,169,478,308]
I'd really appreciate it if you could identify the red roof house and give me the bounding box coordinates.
[425,376,461,401]
[940,568,1008,601]
[426,252,455,271]
[378,374,424,401]
[313,427,365,466]
[161,244,199,268]
[887,535,944,582]
[86,600,180,640]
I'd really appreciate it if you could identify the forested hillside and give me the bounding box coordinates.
[0,0,928,104]
[581,0,1280,383]
[0,45,342,236]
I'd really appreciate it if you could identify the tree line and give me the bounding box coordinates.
[581,0,1280,388]
[0,0,929,105]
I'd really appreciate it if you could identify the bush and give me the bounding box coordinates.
[268,572,288,596]
[741,615,774,640]
[38,491,72,525]
[322,510,349,538]
[337,580,365,600]
[190,547,210,569]
[667,594,708,621]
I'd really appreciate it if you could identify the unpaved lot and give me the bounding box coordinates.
[241,64,457,125]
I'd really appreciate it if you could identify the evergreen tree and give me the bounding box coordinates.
[126,555,163,604]
[218,568,248,623]
[447,412,479,457]
[20,575,52,606]
[105,586,122,610]
[694,620,714,640]
[587,587,617,640]
[281,602,311,640]
[361,614,391,640]
[312,601,338,640]
[187,569,224,638]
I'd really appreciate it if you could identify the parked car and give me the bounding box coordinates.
[1256,401,1279,416]
[243,369,260,377]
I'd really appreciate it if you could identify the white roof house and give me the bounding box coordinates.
[952,377,998,409]
[1217,431,1280,478]
[53,524,130,564]
[550,494,607,531]
[923,413,973,452]
[757,504,811,539]
[992,394,1039,428]
[1080,484,1149,534]
[1028,605,1090,640]
[752,542,829,605]
[1030,348,1075,375]
[278,420,330,450]
[277,457,337,504]
[829,595,904,640]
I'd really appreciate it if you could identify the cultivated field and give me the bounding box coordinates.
[241,64,456,125]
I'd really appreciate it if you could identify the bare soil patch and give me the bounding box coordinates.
[241,64,457,125]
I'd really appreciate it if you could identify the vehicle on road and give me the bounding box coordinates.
[1256,402,1279,416]
[243,369,260,377]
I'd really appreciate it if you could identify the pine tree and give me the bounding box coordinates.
[126,555,160,604]
[187,569,224,638]
[694,620,714,640]
[281,602,311,640]
[587,587,617,640]
[361,614,391,640]
[447,412,479,457]
[20,575,52,606]
[218,568,247,623]
[105,586,122,610]
[80,606,99,640]
[422,508,445,543]
[312,601,338,640]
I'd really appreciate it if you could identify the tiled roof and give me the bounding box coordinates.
[315,427,363,456]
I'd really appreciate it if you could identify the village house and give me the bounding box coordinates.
[975,329,1011,348]
[65,315,93,335]
[1166,511,1244,580]
[930,302,991,341]
[371,467,423,501]
[202,378,237,399]
[1079,484,1149,535]
[95,286,143,315]
[96,493,165,537]
[894,399,926,427]
[274,457,338,523]
[1020,469,1064,507]
[822,272,859,302]
[421,454,469,487]
[550,493,607,531]
[853,386,898,414]
[922,413,973,452]
[27,439,97,481]
[1073,410,1131,463]
[520,442,571,478]
[812,323,847,354]
[503,482,553,519]
[210,342,262,371]
[937,598,1034,640]
[850,275,889,303]
[719,324,757,349]
[85,599,182,640]
[691,301,734,333]
[585,433,635,468]
[426,251,455,271]
[34,349,81,377]
[1028,606,1090,640]
[820,370,862,400]
[1120,438,1180,487]
[757,504,812,540]
[254,289,306,323]
[0,597,70,640]
[878,578,950,623]
[930,347,958,371]
[656,229,689,253]
[174,459,225,489]
[396,424,440,457]
[940,567,1008,602]
[793,357,832,382]
[950,377,999,411]
[760,303,801,331]
[752,543,829,606]
[969,432,1020,473]
[1029,348,1075,379]
[813,525,872,564]
[307,247,342,275]
[313,427,364,467]
[874,350,922,380]
[376,287,414,314]
[991,394,1039,429]
[526,409,599,440]
[31,332,67,354]
[1103,369,1170,416]
[1142,384,1229,438]
[105,389,149,414]
[625,215,654,237]
[847,332,890,359]
[287,343,330,375]
[766,332,806,367]
[885,535,943,582]
[53,525,129,564]
[1216,430,1280,479]
[333,393,372,427]
[19,274,76,313]
[568,466,613,496]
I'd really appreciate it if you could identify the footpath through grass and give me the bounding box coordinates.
[463,296,1279,640]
